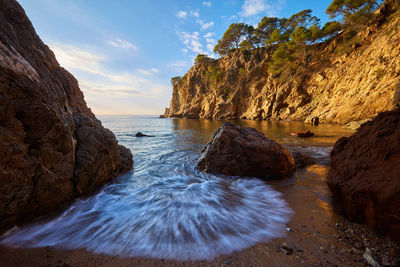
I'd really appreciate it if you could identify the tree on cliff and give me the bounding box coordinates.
[214,23,254,56]
[326,0,384,24]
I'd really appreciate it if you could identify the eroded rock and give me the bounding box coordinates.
[197,122,296,179]
[327,110,400,240]
[0,0,132,232]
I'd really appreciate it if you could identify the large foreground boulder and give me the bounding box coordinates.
[0,0,132,232]
[327,110,400,240]
[197,122,296,179]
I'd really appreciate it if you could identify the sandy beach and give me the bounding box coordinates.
[1,165,398,267]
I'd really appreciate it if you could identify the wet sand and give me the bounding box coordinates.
[1,165,399,267]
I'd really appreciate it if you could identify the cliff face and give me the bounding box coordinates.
[0,0,132,232]
[164,3,400,124]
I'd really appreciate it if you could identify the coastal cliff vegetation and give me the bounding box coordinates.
[164,0,400,124]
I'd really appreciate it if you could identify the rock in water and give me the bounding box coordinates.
[292,152,315,168]
[327,110,400,240]
[197,122,296,179]
[0,0,132,232]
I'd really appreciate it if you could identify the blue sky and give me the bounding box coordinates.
[18,0,333,115]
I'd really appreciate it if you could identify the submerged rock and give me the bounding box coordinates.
[291,130,315,138]
[327,109,400,240]
[0,0,132,232]
[135,132,155,137]
[197,122,296,179]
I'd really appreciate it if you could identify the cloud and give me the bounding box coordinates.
[176,11,187,18]
[202,2,212,7]
[240,0,285,17]
[49,43,168,99]
[138,69,152,75]
[207,44,214,52]
[190,11,200,18]
[50,44,105,75]
[203,32,214,38]
[178,31,205,54]
[138,68,161,75]
[200,21,214,30]
[108,38,138,50]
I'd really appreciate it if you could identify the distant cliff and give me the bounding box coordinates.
[0,0,132,232]
[164,1,400,124]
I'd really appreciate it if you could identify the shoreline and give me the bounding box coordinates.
[1,165,398,267]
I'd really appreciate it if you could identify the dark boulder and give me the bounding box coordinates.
[327,110,400,240]
[197,122,296,180]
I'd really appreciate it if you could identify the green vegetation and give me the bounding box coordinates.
[211,0,384,78]
[206,65,223,83]
[195,54,213,65]
[171,76,181,87]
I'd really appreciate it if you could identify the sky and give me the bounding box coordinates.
[18,0,333,115]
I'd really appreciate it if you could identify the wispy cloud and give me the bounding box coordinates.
[202,2,212,7]
[108,38,138,50]
[204,32,214,38]
[49,43,167,99]
[200,21,214,30]
[138,68,161,75]
[178,31,205,54]
[190,10,200,18]
[176,10,187,18]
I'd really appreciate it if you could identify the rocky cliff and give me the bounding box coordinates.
[164,1,400,124]
[0,0,132,232]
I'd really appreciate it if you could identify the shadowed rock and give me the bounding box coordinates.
[327,109,400,240]
[292,152,315,168]
[0,0,132,232]
[135,132,155,137]
[197,122,296,180]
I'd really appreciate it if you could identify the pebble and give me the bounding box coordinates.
[286,227,293,232]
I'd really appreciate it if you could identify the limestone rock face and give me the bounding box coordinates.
[0,0,132,232]
[164,3,400,124]
[327,110,400,240]
[197,122,296,179]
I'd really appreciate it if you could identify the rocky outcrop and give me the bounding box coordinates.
[327,109,400,240]
[197,122,296,179]
[0,0,132,232]
[164,3,400,124]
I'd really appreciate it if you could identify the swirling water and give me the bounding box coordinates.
[0,116,353,260]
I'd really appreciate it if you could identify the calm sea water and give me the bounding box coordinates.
[0,116,353,260]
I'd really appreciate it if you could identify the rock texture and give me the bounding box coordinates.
[197,122,296,179]
[164,2,400,124]
[327,109,400,240]
[0,0,132,232]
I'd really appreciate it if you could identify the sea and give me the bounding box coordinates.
[0,116,353,260]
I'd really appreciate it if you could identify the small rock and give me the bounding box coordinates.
[291,130,315,138]
[281,243,293,255]
[135,132,155,137]
[286,227,293,232]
